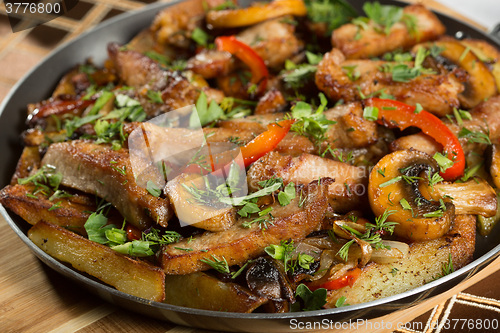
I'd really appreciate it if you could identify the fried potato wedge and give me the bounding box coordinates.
[164,272,268,312]
[10,146,41,185]
[325,214,475,306]
[0,184,96,235]
[28,221,166,302]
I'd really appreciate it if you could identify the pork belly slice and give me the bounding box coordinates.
[160,181,329,275]
[332,4,445,59]
[247,152,368,213]
[41,140,172,230]
[315,49,463,116]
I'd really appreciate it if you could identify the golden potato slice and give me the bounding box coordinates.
[164,272,268,312]
[10,146,41,185]
[325,214,475,307]
[28,221,165,302]
[165,173,236,232]
[490,143,500,189]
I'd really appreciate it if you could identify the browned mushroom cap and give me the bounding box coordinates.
[368,150,454,242]
[418,38,497,108]
[246,257,294,303]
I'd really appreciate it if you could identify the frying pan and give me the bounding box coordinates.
[1,0,500,331]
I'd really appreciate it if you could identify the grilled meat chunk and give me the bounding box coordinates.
[315,48,463,116]
[247,152,368,212]
[323,102,378,149]
[41,140,172,230]
[186,49,234,79]
[331,4,445,59]
[108,43,168,90]
[237,17,303,69]
[160,180,329,275]
[109,44,218,116]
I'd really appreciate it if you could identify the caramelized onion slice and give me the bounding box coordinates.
[371,240,410,264]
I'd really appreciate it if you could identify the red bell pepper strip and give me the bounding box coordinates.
[240,119,295,167]
[126,223,142,241]
[181,119,294,175]
[312,267,362,291]
[215,35,269,95]
[366,98,465,180]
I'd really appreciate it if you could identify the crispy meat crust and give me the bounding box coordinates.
[160,181,329,275]
[331,4,445,59]
[41,140,172,230]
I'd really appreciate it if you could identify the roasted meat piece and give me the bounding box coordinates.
[315,48,463,116]
[247,151,368,212]
[41,140,172,230]
[332,4,445,59]
[160,180,329,275]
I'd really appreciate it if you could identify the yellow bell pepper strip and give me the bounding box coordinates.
[215,35,269,96]
[240,119,295,167]
[365,98,465,180]
[206,0,308,28]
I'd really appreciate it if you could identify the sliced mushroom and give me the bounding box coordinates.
[424,38,497,108]
[246,257,294,303]
[422,178,497,217]
[460,39,500,94]
[165,173,236,232]
[368,150,454,241]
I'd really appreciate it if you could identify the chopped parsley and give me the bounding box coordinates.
[200,255,230,274]
[281,51,322,89]
[293,283,327,311]
[433,152,454,173]
[379,46,435,82]
[146,90,164,104]
[363,106,379,121]
[277,182,296,206]
[305,0,357,35]
[265,240,314,273]
[191,27,210,47]
[458,127,491,145]
[190,91,224,127]
[146,180,162,197]
[289,93,335,148]
[337,209,397,261]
